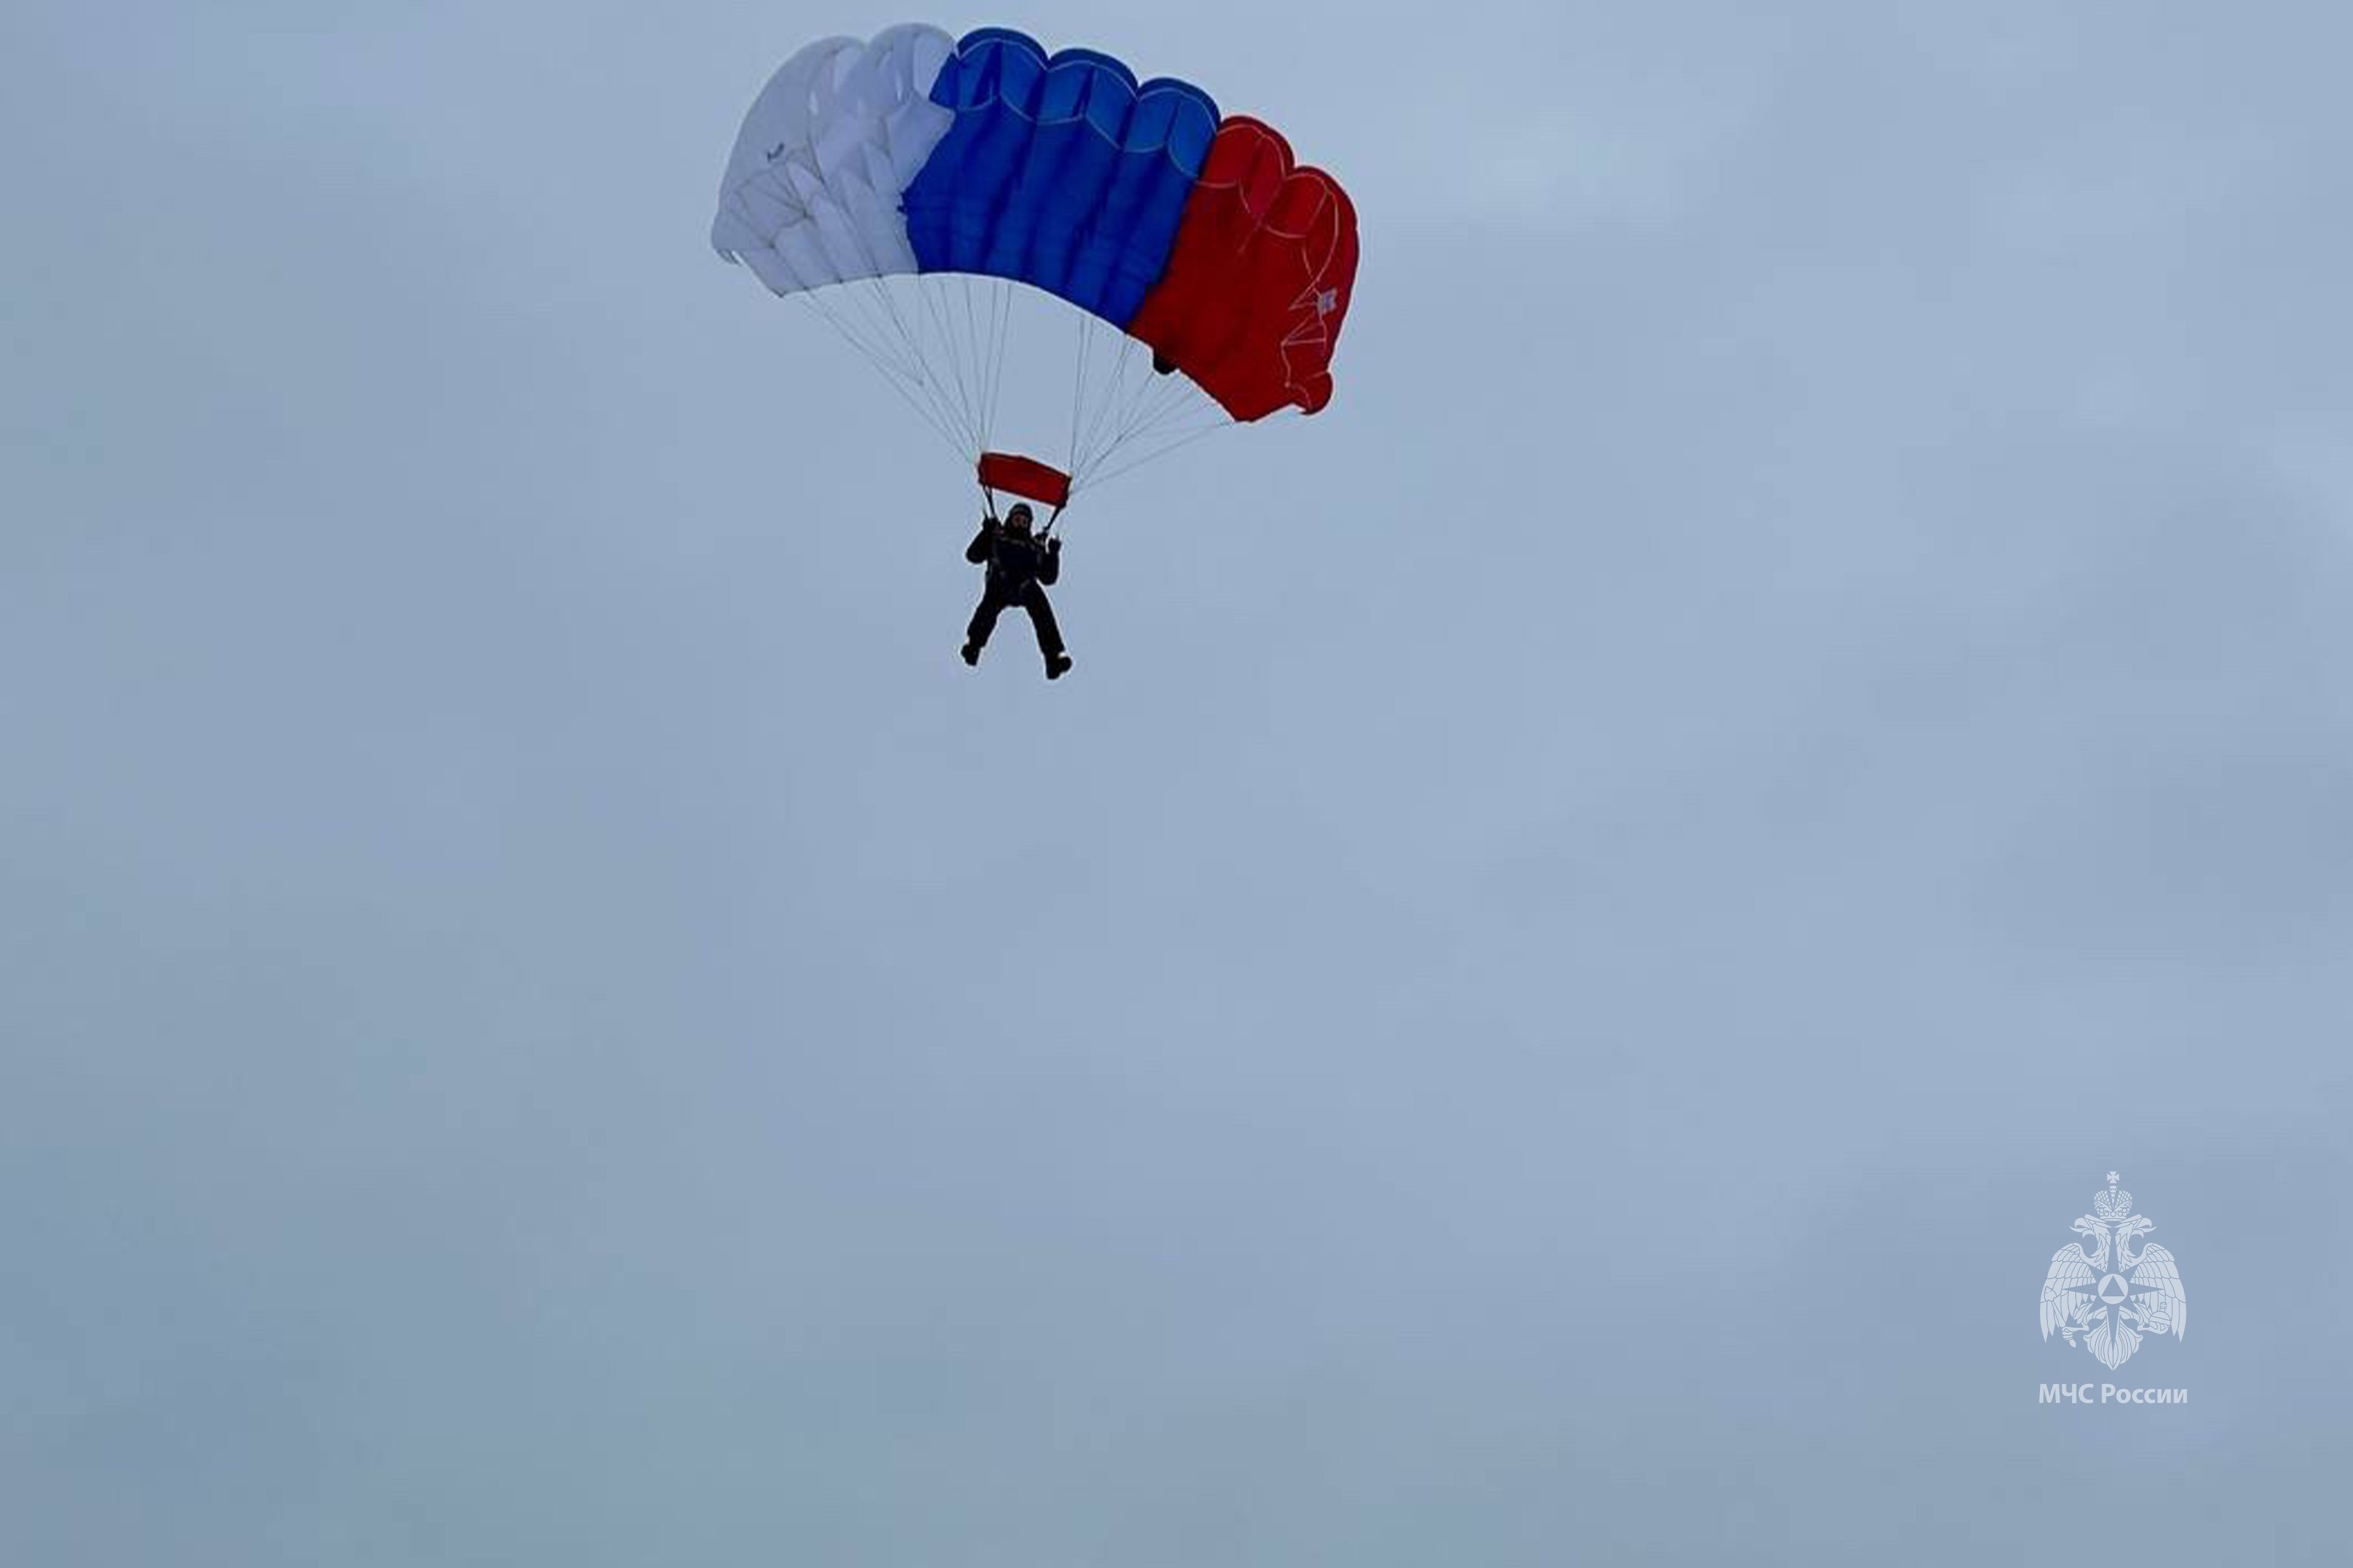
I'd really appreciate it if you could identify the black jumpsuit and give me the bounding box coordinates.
[964,521,1066,664]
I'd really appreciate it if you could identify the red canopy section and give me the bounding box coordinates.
[1126,117,1359,422]
[976,451,1074,508]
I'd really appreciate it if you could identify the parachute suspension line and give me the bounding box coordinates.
[1067,313,1097,477]
[827,273,926,385]
[921,286,988,450]
[913,274,979,451]
[1129,385,1222,460]
[804,200,978,453]
[1110,368,1175,439]
[1076,408,1270,495]
[1064,336,1230,492]
[1111,348,1169,433]
[1099,363,1201,464]
[786,262,1261,508]
[973,277,1005,451]
[903,271,969,446]
[1082,382,1153,479]
[1070,330,1111,473]
[1074,384,1273,497]
[943,279,983,448]
[790,294,968,462]
[779,259,917,386]
[983,279,1015,451]
[832,272,912,376]
[1140,368,1210,434]
[760,243,962,455]
[962,274,989,439]
[787,289,885,378]
[847,273,919,368]
[956,278,991,446]
[979,283,999,443]
[951,280,993,451]
[960,275,979,411]
[1077,427,1220,492]
[1073,336,1139,481]
[847,278,970,452]
[856,277,970,449]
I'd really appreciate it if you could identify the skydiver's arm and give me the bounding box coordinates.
[1038,538,1061,586]
[965,520,997,564]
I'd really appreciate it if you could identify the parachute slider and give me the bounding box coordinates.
[976,452,1072,510]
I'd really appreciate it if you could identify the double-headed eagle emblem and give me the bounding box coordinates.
[2039,1172,2187,1371]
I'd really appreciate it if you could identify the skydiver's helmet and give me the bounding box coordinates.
[1005,503,1034,536]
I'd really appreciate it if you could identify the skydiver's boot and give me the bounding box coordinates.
[1046,652,1073,680]
[960,640,981,666]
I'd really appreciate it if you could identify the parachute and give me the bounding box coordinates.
[711,24,1358,517]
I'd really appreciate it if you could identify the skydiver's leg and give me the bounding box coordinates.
[1021,582,1066,663]
[965,588,1008,653]
[1021,583,1072,679]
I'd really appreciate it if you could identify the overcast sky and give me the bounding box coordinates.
[6,2,2351,1562]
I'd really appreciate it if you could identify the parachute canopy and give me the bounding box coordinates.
[713,25,1359,501]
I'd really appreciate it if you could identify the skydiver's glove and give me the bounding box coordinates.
[1046,536,1061,553]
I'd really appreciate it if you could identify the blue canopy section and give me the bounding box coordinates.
[900,28,1220,326]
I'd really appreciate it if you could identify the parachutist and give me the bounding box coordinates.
[962,502,1072,679]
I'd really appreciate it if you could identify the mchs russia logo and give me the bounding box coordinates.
[2040,1172,2187,1373]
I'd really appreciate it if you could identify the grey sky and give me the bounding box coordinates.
[5,1,2350,1562]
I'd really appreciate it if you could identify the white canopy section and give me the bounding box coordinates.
[710,25,954,295]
